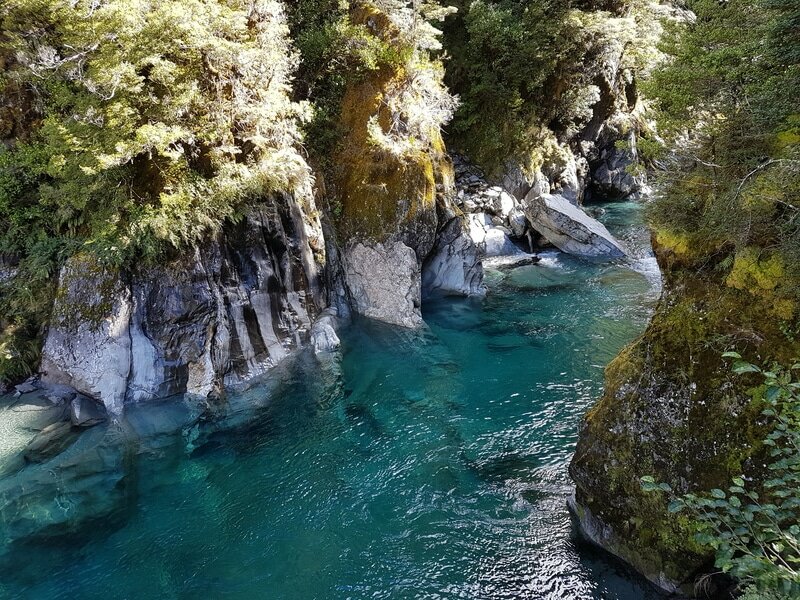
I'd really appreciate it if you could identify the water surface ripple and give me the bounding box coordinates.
[0,202,663,599]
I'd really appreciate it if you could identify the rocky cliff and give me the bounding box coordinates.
[41,188,326,414]
[32,2,486,416]
[569,238,799,595]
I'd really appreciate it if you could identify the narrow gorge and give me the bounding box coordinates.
[0,1,797,599]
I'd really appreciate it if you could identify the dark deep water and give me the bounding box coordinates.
[0,202,664,599]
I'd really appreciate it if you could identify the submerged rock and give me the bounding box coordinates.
[24,420,78,463]
[0,424,128,550]
[70,395,107,427]
[524,193,627,259]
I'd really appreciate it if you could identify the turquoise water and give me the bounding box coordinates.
[0,202,662,599]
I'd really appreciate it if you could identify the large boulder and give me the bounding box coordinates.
[342,241,423,329]
[467,213,526,258]
[523,193,626,259]
[422,216,485,298]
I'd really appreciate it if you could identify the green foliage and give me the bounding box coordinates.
[442,0,657,173]
[290,0,455,168]
[643,0,800,305]
[642,358,800,596]
[739,584,794,600]
[1,0,310,264]
[443,0,584,171]
[0,0,312,381]
[289,0,407,168]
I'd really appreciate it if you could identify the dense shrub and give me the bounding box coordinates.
[642,358,800,596]
[442,0,658,174]
[643,0,800,310]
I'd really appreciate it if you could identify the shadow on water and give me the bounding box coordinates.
[0,201,666,600]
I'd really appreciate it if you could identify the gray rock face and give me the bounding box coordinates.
[508,208,528,239]
[342,241,423,329]
[310,308,341,354]
[467,213,526,258]
[70,395,107,427]
[590,137,645,200]
[41,383,76,405]
[524,193,627,259]
[422,216,485,298]
[41,192,326,413]
[40,257,133,414]
[0,257,18,284]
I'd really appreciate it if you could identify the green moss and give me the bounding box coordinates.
[727,248,795,319]
[331,4,450,244]
[572,262,800,585]
[52,254,125,333]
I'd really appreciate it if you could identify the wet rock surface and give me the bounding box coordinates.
[70,395,107,427]
[523,193,627,259]
[23,420,78,464]
[310,308,342,354]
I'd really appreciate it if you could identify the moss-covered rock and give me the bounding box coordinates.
[334,63,442,254]
[329,3,472,326]
[569,241,800,595]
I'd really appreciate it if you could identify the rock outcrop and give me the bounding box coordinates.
[41,193,327,414]
[523,193,627,259]
[422,215,485,298]
[452,154,535,258]
[330,5,484,327]
[40,257,133,415]
[569,243,799,595]
[587,131,646,201]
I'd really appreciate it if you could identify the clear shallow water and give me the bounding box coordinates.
[0,202,662,599]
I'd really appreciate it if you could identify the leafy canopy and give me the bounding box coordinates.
[0,0,310,266]
[0,0,310,381]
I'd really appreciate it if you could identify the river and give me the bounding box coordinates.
[0,201,664,599]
